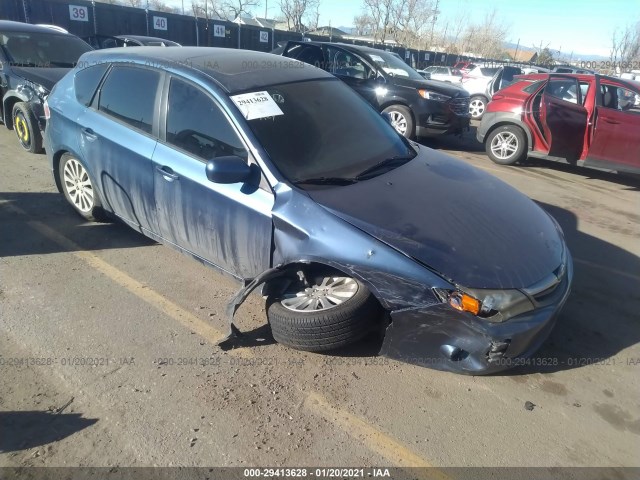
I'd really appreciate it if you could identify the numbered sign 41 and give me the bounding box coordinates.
[153,16,167,31]
[69,5,88,22]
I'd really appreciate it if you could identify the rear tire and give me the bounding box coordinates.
[382,104,415,139]
[268,273,381,352]
[59,153,107,222]
[469,95,487,120]
[485,125,527,165]
[12,102,43,154]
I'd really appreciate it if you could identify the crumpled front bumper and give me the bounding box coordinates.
[379,254,573,375]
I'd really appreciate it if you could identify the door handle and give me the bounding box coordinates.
[81,127,97,140]
[156,165,179,181]
[602,118,620,125]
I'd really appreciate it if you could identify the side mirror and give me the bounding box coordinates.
[205,156,251,184]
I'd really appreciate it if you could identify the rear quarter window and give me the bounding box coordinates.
[523,80,545,93]
[74,63,109,106]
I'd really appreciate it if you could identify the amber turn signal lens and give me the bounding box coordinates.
[448,292,481,315]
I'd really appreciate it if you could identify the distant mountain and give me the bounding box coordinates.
[503,41,608,61]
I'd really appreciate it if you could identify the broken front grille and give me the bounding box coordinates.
[449,97,470,115]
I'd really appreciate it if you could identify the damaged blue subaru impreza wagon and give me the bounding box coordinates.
[44,47,572,374]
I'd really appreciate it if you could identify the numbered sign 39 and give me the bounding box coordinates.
[69,5,88,22]
[259,31,269,43]
[153,16,167,31]
[213,24,225,38]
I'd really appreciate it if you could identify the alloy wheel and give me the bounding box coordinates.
[490,132,519,160]
[280,277,359,312]
[63,159,95,213]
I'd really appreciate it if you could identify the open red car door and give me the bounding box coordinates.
[539,75,589,161]
[585,79,640,174]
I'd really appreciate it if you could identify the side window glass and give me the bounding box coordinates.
[601,84,640,113]
[75,63,109,106]
[166,78,247,161]
[579,82,590,105]
[327,47,371,80]
[545,78,579,104]
[98,66,160,134]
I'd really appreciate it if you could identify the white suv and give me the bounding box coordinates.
[460,64,501,119]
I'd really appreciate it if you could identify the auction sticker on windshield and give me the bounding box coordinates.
[231,91,284,120]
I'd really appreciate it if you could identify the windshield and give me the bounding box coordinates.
[242,79,415,183]
[367,51,424,81]
[0,31,92,67]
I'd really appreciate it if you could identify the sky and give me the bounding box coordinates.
[163,0,640,58]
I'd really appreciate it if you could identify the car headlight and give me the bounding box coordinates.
[435,287,535,323]
[418,89,451,101]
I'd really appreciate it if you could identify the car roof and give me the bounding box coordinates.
[0,20,71,35]
[116,35,177,43]
[79,47,332,93]
[287,41,395,57]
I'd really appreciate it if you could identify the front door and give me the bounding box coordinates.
[586,80,640,173]
[325,45,379,106]
[539,75,588,161]
[152,77,273,279]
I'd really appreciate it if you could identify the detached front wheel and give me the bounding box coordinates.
[268,273,381,352]
[12,102,43,153]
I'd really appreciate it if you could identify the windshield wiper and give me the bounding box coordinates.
[355,154,416,180]
[292,176,358,186]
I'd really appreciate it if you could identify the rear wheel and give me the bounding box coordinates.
[12,102,43,153]
[59,153,107,222]
[469,95,487,120]
[268,272,381,352]
[485,125,527,165]
[382,104,415,139]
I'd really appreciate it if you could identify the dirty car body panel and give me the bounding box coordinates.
[45,47,572,374]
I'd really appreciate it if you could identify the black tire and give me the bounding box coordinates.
[382,104,415,139]
[12,102,43,153]
[268,274,381,352]
[485,125,527,165]
[59,153,107,222]
[469,95,487,120]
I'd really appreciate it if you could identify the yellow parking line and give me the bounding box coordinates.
[305,392,451,477]
[5,201,444,470]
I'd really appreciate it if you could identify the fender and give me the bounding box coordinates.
[2,88,31,126]
[480,112,534,151]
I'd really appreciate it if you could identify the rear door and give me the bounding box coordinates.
[487,66,522,97]
[78,64,161,232]
[282,42,326,68]
[539,75,588,161]
[586,79,640,173]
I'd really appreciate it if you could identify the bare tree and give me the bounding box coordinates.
[222,0,261,20]
[191,0,224,19]
[279,0,320,32]
[125,0,143,7]
[149,0,175,12]
[357,0,435,47]
[361,0,393,43]
[610,22,640,73]
[459,8,509,59]
[353,13,374,36]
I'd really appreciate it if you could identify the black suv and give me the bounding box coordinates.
[278,41,470,138]
[0,21,92,152]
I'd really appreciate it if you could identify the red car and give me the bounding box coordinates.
[477,73,640,174]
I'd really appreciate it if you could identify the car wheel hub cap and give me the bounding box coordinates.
[281,277,358,312]
[388,111,408,135]
[469,99,485,117]
[15,115,30,144]
[63,159,94,213]
[490,132,518,159]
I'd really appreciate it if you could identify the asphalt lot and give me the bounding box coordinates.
[0,124,639,474]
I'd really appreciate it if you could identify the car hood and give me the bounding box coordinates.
[11,67,70,92]
[390,75,468,97]
[306,148,564,289]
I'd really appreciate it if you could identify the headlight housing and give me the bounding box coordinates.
[435,287,535,323]
[418,89,451,101]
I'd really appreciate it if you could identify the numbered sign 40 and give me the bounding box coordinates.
[69,5,88,22]
[154,16,167,31]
